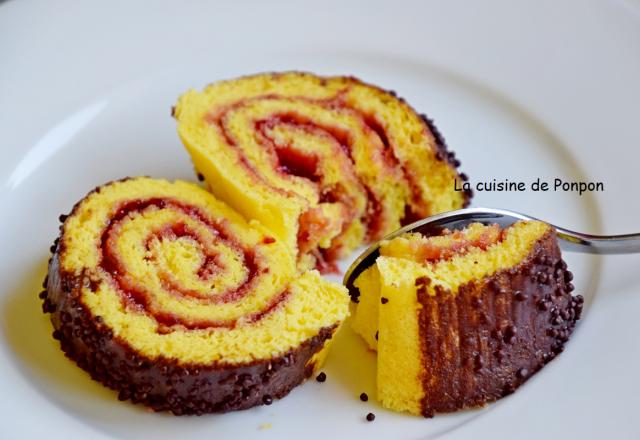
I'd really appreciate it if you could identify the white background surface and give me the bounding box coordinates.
[1,0,639,438]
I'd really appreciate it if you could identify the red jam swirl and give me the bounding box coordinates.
[99,198,286,330]
[388,225,505,264]
[204,96,409,270]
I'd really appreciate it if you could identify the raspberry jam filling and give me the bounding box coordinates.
[384,224,504,264]
[204,95,433,270]
[296,207,333,257]
[255,113,389,267]
[274,144,320,182]
[99,198,286,330]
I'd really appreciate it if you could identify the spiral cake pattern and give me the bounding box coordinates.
[42,177,349,414]
[175,72,471,270]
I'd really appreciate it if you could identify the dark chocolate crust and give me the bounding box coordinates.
[415,230,583,417]
[419,114,472,207]
[41,250,336,415]
[376,82,472,209]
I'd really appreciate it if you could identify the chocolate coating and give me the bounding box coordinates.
[419,114,472,207]
[43,250,336,415]
[415,230,582,417]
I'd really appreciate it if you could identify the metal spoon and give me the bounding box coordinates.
[343,207,640,295]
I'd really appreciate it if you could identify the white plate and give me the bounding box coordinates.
[1,1,639,439]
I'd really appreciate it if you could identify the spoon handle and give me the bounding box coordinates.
[555,227,640,254]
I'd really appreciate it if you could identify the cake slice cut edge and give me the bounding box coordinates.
[352,220,583,416]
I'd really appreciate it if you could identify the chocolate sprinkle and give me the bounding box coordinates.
[366,412,375,422]
[380,297,389,304]
[316,372,327,383]
[418,113,471,207]
[414,229,582,417]
[360,392,369,402]
[514,290,528,301]
[43,231,338,415]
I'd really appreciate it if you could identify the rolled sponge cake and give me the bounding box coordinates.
[41,177,349,415]
[174,72,470,271]
[352,221,583,416]
[40,71,477,415]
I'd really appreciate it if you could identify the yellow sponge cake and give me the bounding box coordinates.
[40,72,480,416]
[352,221,583,416]
[174,72,470,270]
[41,177,349,414]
